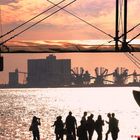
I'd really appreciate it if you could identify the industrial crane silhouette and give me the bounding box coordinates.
[113,67,128,86]
[91,67,113,86]
[83,70,91,85]
[71,67,140,86]
[15,69,28,85]
[127,70,140,85]
[71,67,91,86]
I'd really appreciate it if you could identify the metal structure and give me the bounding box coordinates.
[0,55,3,71]
[115,0,119,51]
[71,67,91,86]
[127,70,140,85]
[71,66,139,86]
[4,65,140,87]
[113,67,128,85]
[0,0,139,52]
[91,67,113,86]
[9,69,28,85]
[83,70,91,85]
[115,0,140,52]
[0,6,3,71]
[123,0,128,51]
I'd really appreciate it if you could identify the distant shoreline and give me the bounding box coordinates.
[0,84,139,89]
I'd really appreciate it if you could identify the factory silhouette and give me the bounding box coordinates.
[2,55,140,88]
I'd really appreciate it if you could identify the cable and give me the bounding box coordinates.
[119,23,140,39]
[47,0,114,39]
[124,53,140,69]
[0,0,66,39]
[128,33,140,44]
[130,53,140,63]
[0,0,77,46]
[47,0,137,52]
[128,53,140,65]
[94,40,114,50]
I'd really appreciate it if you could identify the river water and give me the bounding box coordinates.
[0,87,140,140]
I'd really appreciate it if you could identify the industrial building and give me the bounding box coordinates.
[8,69,19,86]
[27,55,71,87]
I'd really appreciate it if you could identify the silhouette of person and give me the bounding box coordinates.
[110,113,119,140]
[105,113,112,140]
[65,111,77,140]
[87,114,95,140]
[77,120,88,140]
[81,111,88,129]
[52,116,64,140]
[95,115,104,140]
[81,111,87,123]
[30,116,41,140]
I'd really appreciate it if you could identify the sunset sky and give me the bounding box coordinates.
[0,0,140,43]
[0,0,140,83]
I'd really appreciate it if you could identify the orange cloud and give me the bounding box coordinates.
[1,0,140,40]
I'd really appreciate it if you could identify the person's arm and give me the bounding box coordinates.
[102,120,104,125]
[75,117,77,128]
[38,118,41,125]
[105,120,109,124]
[51,121,56,127]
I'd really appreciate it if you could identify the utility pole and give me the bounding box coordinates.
[121,0,130,51]
[0,6,3,71]
[115,0,119,51]
[0,6,2,52]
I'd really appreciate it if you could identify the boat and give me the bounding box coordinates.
[133,90,140,107]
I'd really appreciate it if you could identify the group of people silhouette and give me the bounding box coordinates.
[29,112,119,140]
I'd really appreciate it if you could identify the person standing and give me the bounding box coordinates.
[65,111,77,140]
[29,116,41,140]
[87,114,95,140]
[105,113,112,140]
[110,113,119,140]
[81,112,87,123]
[52,116,64,140]
[77,120,88,140]
[95,115,104,140]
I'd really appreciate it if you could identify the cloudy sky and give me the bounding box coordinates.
[0,0,140,84]
[0,0,140,42]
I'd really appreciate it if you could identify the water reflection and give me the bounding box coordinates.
[0,87,140,140]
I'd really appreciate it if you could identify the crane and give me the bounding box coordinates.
[91,67,114,86]
[13,69,28,84]
[113,67,128,86]
[126,70,140,85]
[71,67,91,86]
